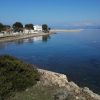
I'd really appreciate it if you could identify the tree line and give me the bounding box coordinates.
[0,22,50,33]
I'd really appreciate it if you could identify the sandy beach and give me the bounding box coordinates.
[50,29,83,32]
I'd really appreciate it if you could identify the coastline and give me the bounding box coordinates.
[0,29,82,43]
[0,32,53,43]
[1,29,100,99]
[37,68,100,100]
[50,29,83,32]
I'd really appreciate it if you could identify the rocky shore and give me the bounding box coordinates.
[9,68,100,100]
[38,69,100,100]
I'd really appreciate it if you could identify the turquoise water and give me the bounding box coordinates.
[0,29,100,94]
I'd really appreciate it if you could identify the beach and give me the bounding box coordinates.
[50,29,83,32]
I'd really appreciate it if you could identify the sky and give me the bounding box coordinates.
[0,0,100,25]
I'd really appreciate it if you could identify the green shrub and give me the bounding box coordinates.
[0,55,40,100]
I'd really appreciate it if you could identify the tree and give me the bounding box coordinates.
[3,25,11,31]
[12,22,23,32]
[3,25,11,29]
[25,24,34,30]
[48,27,51,30]
[0,23,4,32]
[42,24,49,33]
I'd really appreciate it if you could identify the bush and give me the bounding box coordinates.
[0,55,40,100]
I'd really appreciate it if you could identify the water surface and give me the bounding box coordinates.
[0,29,100,94]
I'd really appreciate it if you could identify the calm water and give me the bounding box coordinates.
[0,29,100,94]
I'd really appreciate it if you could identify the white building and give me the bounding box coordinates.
[34,25,42,31]
[23,29,38,34]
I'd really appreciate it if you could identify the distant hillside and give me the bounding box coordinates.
[50,25,100,29]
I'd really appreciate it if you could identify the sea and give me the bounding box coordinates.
[0,29,100,94]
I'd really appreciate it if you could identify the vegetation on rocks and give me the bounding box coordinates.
[9,69,100,100]
[0,55,99,100]
[0,55,40,100]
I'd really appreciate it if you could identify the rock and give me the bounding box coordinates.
[83,87,100,100]
[69,82,79,89]
[38,69,68,87]
[68,82,80,95]
[37,68,100,100]
[75,96,79,99]
[53,88,69,100]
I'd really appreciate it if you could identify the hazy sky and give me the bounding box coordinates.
[0,0,100,25]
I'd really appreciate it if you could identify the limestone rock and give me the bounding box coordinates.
[83,87,100,100]
[38,69,68,87]
[37,68,100,100]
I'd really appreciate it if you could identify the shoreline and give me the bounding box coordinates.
[50,29,83,32]
[0,29,82,43]
[37,68,100,100]
[0,32,53,43]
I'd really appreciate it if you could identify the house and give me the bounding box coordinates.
[23,29,38,34]
[23,25,42,34]
[34,25,42,31]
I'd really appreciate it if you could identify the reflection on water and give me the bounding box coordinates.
[15,35,50,44]
[0,43,6,49]
[0,35,50,47]
[42,35,51,42]
[0,29,100,94]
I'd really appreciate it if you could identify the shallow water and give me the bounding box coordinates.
[0,29,100,94]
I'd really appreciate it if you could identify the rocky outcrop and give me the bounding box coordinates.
[38,69,100,100]
[38,69,68,87]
